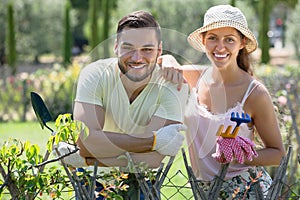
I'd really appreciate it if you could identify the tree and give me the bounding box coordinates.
[258,0,272,64]
[231,0,236,6]
[0,0,66,64]
[102,0,111,58]
[70,0,89,53]
[0,1,6,66]
[249,0,297,64]
[5,2,17,75]
[88,0,100,50]
[63,0,72,66]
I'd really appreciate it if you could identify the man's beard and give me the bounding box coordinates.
[118,60,156,82]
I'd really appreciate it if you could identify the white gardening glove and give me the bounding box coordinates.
[52,142,87,168]
[152,124,186,156]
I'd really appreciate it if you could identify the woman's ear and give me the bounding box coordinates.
[240,37,247,50]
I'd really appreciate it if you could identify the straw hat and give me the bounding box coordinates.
[188,5,257,54]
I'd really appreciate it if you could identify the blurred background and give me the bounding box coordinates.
[0,0,299,199]
[1,0,299,121]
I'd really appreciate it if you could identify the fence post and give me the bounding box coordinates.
[207,163,229,200]
[181,148,207,200]
[265,145,293,200]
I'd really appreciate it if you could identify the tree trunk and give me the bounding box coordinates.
[258,0,272,64]
[0,165,21,199]
[230,0,236,6]
[102,0,110,58]
[6,3,17,75]
[89,0,100,49]
[63,0,72,66]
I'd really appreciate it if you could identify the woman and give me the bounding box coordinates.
[163,4,285,199]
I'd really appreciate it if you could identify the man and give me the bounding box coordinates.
[57,10,188,199]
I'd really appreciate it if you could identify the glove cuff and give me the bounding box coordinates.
[151,132,157,151]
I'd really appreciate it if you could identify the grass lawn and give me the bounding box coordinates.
[0,122,51,151]
[0,122,193,199]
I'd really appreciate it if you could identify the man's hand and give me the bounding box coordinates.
[157,55,186,91]
[52,142,87,168]
[152,124,186,156]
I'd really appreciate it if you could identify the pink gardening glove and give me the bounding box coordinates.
[234,136,258,163]
[212,136,258,164]
[213,137,234,163]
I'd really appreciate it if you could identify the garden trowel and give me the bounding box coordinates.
[30,92,54,133]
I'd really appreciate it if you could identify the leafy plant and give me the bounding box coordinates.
[0,114,129,199]
[0,138,69,200]
[47,113,87,152]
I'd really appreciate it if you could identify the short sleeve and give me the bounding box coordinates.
[155,82,189,123]
[75,62,104,106]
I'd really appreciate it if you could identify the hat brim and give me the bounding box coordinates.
[187,21,257,54]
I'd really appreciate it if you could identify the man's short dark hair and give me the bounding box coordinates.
[116,10,161,42]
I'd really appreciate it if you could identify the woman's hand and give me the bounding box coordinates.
[157,54,186,91]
